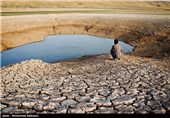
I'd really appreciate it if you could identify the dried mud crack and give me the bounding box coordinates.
[1,54,170,114]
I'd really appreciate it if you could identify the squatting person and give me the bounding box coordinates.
[110,39,123,60]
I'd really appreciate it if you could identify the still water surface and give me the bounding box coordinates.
[1,35,134,67]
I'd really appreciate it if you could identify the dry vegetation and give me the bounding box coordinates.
[1,0,170,9]
[1,0,170,15]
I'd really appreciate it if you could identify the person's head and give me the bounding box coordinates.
[114,39,118,45]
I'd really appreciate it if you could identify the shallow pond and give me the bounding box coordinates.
[0,35,134,67]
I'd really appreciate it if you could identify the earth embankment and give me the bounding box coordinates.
[1,14,170,58]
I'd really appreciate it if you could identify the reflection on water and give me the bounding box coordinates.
[0,35,134,67]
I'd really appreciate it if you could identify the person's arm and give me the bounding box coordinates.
[120,45,123,53]
[111,45,115,52]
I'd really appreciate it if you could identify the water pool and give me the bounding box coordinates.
[0,35,134,67]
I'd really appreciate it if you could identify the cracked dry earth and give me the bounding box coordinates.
[1,54,170,114]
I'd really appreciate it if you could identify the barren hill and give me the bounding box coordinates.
[2,0,170,10]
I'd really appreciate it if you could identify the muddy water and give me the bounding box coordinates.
[1,35,134,67]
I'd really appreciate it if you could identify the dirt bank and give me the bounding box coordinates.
[1,14,170,58]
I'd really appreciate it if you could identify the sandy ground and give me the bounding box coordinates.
[2,8,110,12]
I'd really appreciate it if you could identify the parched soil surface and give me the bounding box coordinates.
[1,54,170,114]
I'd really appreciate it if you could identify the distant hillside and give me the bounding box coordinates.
[1,0,170,10]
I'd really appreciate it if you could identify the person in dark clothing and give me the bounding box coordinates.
[110,45,117,59]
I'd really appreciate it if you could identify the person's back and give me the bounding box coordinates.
[110,39,122,60]
[114,43,122,59]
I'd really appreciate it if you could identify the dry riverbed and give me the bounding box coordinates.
[1,54,170,114]
[1,3,170,113]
